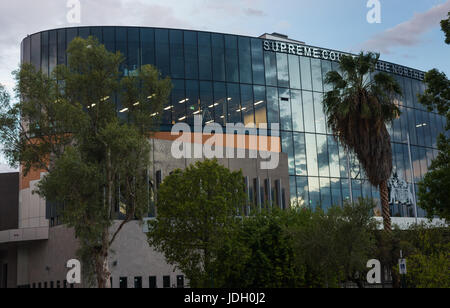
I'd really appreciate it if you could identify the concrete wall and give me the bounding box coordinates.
[16,222,182,288]
[0,245,17,288]
[109,221,183,288]
[19,173,48,229]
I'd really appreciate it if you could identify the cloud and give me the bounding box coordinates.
[244,8,266,17]
[361,0,450,54]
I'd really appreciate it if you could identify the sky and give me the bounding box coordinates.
[0,0,449,172]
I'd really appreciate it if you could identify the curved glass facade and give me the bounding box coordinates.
[21,26,448,217]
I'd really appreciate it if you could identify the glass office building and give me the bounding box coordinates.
[21,27,447,217]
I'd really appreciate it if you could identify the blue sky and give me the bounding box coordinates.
[0,0,449,171]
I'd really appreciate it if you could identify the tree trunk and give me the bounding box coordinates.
[379,181,392,232]
[95,230,112,288]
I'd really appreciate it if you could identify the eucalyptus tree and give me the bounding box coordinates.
[0,36,172,287]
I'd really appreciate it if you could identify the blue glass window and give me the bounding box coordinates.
[141,28,155,66]
[225,35,239,83]
[253,85,267,127]
[198,33,212,80]
[296,176,309,208]
[251,38,265,85]
[127,28,140,75]
[266,87,279,127]
[227,83,241,123]
[41,32,49,76]
[320,178,332,210]
[317,135,330,177]
[293,133,307,176]
[31,33,41,71]
[314,92,327,134]
[291,90,303,132]
[116,27,127,75]
[290,176,298,205]
[184,31,198,79]
[288,55,301,89]
[90,27,103,43]
[214,82,227,125]
[78,27,90,39]
[155,29,170,77]
[264,52,277,86]
[200,81,214,123]
[238,37,252,84]
[276,53,289,88]
[302,91,315,133]
[186,80,199,125]
[102,27,115,53]
[172,80,185,123]
[308,177,321,208]
[300,57,312,91]
[281,132,295,175]
[305,134,318,176]
[331,179,342,206]
[212,34,225,82]
[241,84,254,126]
[169,30,184,79]
[311,58,323,92]
[328,136,340,178]
[279,88,292,131]
[321,60,332,92]
[57,30,66,65]
[49,31,57,74]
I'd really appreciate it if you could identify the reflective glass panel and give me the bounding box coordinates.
[311,58,323,92]
[141,28,155,65]
[305,134,318,176]
[264,52,277,86]
[241,84,255,126]
[251,38,265,85]
[291,90,303,132]
[317,134,330,177]
[225,35,239,83]
[198,32,212,80]
[300,57,312,91]
[281,132,295,175]
[296,176,309,208]
[266,87,279,126]
[155,29,170,77]
[253,85,267,127]
[288,55,301,89]
[184,31,198,79]
[276,53,289,88]
[238,37,252,84]
[302,91,315,133]
[169,30,184,79]
[212,34,225,82]
[226,83,241,123]
[293,133,307,176]
[279,88,292,131]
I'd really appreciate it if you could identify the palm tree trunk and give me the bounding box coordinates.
[379,181,391,232]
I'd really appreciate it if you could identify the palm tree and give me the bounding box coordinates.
[323,52,401,232]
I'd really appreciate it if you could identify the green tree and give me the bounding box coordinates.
[0,36,172,287]
[213,208,306,288]
[323,52,402,232]
[442,12,450,44]
[417,20,450,221]
[146,159,247,288]
[212,199,377,288]
[395,224,450,288]
[291,199,378,288]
